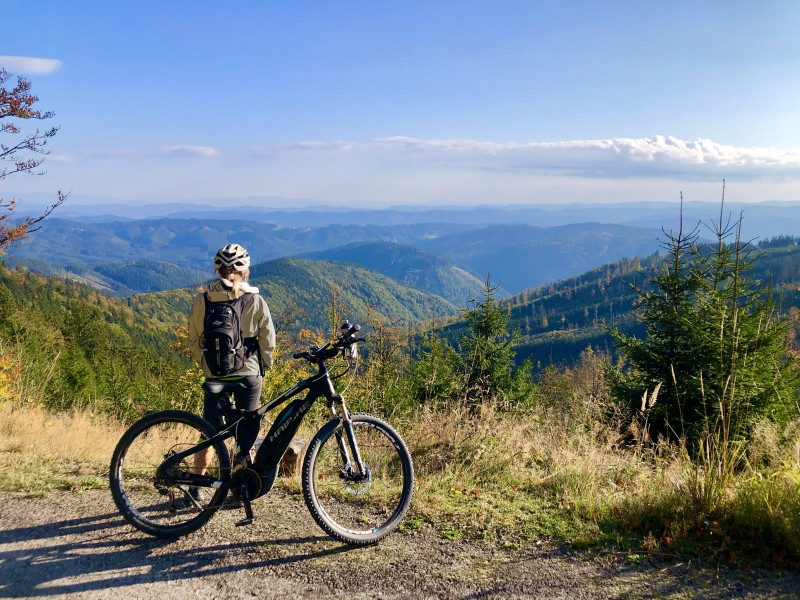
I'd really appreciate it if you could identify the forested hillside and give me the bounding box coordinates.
[300,241,491,307]
[127,256,460,336]
[435,237,800,368]
[0,251,459,424]
[2,256,208,296]
[0,263,189,421]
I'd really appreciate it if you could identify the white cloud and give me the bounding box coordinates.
[249,141,355,157]
[161,145,219,157]
[0,55,63,75]
[262,135,800,180]
[13,135,800,206]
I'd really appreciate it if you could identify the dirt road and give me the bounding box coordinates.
[1,489,798,599]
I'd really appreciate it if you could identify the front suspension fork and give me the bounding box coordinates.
[329,394,367,478]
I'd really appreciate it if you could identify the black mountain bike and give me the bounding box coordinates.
[109,322,414,546]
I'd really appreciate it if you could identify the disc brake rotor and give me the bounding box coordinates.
[340,462,372,495]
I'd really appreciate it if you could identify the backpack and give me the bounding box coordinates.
[202,292,256,377]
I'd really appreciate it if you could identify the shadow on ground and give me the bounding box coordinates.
[0,508,353,598]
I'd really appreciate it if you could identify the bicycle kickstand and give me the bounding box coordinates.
[235,484,255,527]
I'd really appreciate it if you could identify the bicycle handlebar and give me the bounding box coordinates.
[292,321,363,363]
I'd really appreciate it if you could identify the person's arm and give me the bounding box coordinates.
[187,294,205,364]
[256,297,276,370]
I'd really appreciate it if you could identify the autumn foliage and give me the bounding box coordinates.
[0,67,64,251]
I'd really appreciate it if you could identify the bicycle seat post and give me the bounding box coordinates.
[219,393,236,423]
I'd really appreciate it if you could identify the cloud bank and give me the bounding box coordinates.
[0,55,63,75]
[258,135,800,181]
[13,135,800,206]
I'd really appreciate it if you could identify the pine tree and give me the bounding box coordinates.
[610,197,798,445]
[459,277,528,404]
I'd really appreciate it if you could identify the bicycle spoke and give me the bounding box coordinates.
[110,411,230,538]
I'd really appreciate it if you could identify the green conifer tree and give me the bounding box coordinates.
[610,199,798,445]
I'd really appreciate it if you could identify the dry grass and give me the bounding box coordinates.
[400,400,800,557]
[403,400,645,542]
[0,401,126,495]
[2,398,798,560]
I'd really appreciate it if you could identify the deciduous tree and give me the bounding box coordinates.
[0,68,64,251]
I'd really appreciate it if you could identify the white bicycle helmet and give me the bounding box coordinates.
[214,243,251,271]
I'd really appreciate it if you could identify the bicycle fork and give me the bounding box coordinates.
[330,395,367,481]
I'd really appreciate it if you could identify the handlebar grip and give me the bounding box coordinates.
[292,351,307,360]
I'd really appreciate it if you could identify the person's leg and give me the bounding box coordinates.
[231,375,263,463]
[193,381,226,475]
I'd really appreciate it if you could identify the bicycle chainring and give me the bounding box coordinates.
[230,467,262,500]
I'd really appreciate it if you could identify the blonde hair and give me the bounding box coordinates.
[218,266,249,283]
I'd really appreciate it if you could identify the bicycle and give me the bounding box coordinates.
[109,321,415,546]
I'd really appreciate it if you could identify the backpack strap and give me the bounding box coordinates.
[201,292,212,354]
[240,293,264,376]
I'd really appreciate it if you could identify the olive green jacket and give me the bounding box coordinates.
[188,279,276,378]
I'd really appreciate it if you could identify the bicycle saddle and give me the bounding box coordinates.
[202,379,250,394]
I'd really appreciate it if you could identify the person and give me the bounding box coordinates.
[188,243,276,485]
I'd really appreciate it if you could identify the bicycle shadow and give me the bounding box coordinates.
[0,510,354,598]
[0,509,127,545]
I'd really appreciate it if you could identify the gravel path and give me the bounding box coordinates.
[1,489,798,599]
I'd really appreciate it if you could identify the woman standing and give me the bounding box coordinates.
[187,243,276,488]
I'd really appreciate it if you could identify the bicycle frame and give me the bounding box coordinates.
[157,350,364,501]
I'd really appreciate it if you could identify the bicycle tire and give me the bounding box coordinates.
[302,413,414,546]
[109,410,231,538]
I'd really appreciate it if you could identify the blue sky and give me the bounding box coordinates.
[2,1,800,207]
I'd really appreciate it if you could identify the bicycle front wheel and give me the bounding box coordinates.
[302,413,414,545]
[109,410,231,538]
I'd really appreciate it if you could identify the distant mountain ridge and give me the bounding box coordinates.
[6,217,664,297]
[416,222,662,293]
[25,198,800,239]
[300,241,493,307]
[11,201,797,304]
[8,217,475,270]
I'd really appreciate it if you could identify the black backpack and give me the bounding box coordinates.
[202,292,256,377]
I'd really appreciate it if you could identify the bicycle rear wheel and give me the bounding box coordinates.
[109,410,231,538]
[302,413,414,545]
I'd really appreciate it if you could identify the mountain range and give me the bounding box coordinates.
[6,215,665,297]
[5,199,800,370]
[18,196,800,240]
